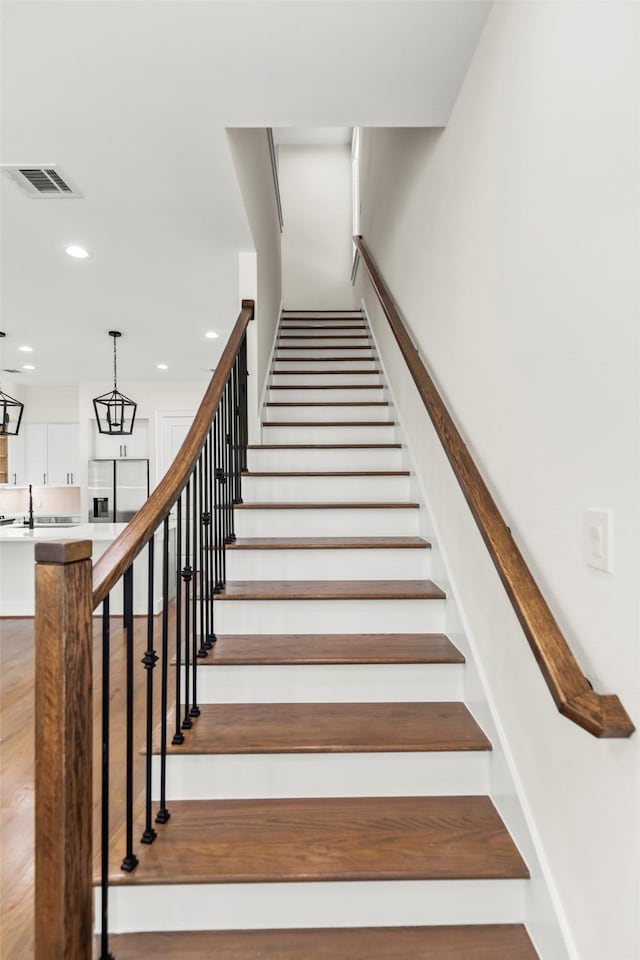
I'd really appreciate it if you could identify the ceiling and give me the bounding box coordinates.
[0,0,491,388]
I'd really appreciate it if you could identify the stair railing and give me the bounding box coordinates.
[354,235,634,740]
[34,300,254,960]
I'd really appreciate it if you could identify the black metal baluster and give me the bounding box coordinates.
[182,480,192,730]
[207,425,217,642]
[221,384,229,550]
[213,411,221,593]
[232,355,241,506]
[121,565,138,872]
[216,404,227,590]
[190,469,200,718]
[202,431,215,650]
[99,596,114,960]
[141,537,158,845]
[197,450,209,658]
[156,516,171,824]
[225,377,235,544]
[172,495,184,746]
[239,333,248,476]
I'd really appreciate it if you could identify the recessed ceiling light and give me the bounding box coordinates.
[157,363,168,370]
[65,245,89,259]
[19,345,33,352]
[23,364,35,371]
[205,331,218,339]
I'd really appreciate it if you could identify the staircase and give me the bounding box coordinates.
[105,310,539,958]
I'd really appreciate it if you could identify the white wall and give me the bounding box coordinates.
[21,385,79,422]
[356,4,640,959]
[280,145,355,309]
[227,128,283,421]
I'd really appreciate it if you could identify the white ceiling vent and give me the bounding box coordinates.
[1,165,81,198]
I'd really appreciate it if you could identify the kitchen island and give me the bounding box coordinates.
[0,522,175,617]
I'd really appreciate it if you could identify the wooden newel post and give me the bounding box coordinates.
[35,540,94,960]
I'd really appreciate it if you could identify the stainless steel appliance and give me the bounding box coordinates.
[88,459,149,522]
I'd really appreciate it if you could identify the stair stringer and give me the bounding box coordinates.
[361,297,572,960]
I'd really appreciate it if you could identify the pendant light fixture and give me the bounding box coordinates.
[93,330,137,435]
[0,332,25,436]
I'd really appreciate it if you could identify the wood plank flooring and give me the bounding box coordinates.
[215,580,445,601]
[107,924,539,960]
[107,795,529,885]
[158,701,491,754]
[228,536,428,549]
[202,633,465,665]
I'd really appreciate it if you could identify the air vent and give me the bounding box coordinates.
[1,164,81,198]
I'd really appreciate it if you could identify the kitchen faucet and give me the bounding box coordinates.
[26,483,34,529]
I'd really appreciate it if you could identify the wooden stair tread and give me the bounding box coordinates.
[262,420,394,427]
[107,925,539,960]
[247,443,401,449]
[107,796,529,884]
[202,633,464,665]
[269,385,383,390]
[158,702,490,755]
[273,369,381,374]
[277,345,373,350]
[244,471,409,477]
[216,580,445,600]
[275,357,376,362]
[279,333,370,339]
[228,536,428,549]
[265,401,389,407]
[235,501,418,509]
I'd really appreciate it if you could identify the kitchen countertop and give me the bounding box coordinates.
[0,522,129,541]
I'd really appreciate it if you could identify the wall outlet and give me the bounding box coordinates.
[585,508,613,573]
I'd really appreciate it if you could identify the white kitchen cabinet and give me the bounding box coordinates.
[92,418,148,459]
[22,423,79,486]
[6,432,26,485]
[47,424,80,485]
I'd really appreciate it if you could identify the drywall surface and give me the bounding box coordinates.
[227,129,282,408]
[356,4,639,959]
[280,145,355,310]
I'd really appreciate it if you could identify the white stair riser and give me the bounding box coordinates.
[283,312,362,319]
[264,404,391,423]
[151,750,487,801]
[242,474,409,502]
[270,373,382,386]
[276,349,375,360]
[278,338,371,348]
[214,598,444,634]
[225,547,430,580]
[194,662,460,703]
[268,388,386,403]
[247,448,402,471]
[273,359,378,372]
[234,507,419,538]
[262,425,396,444]
[104,879,526,933]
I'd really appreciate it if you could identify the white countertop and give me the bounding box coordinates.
[0,522,128,542]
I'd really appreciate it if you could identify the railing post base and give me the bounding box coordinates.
[35,540,93,960]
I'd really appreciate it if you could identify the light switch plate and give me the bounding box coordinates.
[585,508,613,572]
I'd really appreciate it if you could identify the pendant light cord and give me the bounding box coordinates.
[113,334,118,390]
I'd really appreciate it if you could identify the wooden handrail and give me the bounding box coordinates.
[354,236,634,739]
[267,129,284,233]
[92,300,254,609]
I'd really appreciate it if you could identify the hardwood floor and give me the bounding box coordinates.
[0,613,170,960]
[108,924,539,959]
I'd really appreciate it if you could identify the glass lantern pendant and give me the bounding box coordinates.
[93,330,137,435]
[0,332,25,436]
